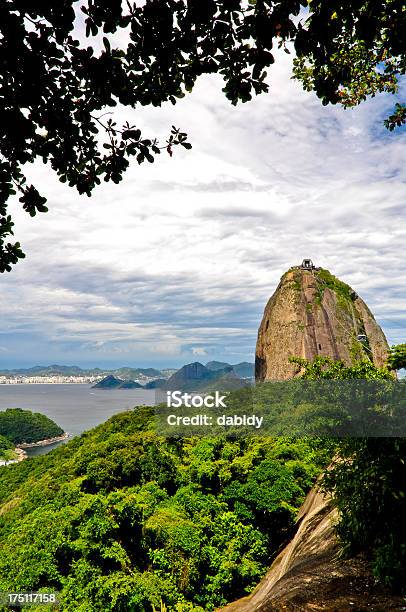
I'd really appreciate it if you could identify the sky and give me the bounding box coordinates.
[1,43,405,368]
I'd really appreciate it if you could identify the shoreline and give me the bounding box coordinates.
[16,432,70,449]
[15,447,27,461]
[1,434,69,466]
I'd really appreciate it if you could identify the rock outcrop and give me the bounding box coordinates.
[256,266,390,381]
[218,486,405,612]
[226,264,400,611]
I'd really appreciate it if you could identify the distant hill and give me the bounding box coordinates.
[92,375,123,389]
[200,368,250,392]
[117,380,144,389]
[0,408,64,444]
[92,376,143,390]
[0,364,97,376]
[231,362,255,378]
[206,360,254,378]
[205,361,231,371]
[0,363,254,382]
[145,378,167,389]
[162,362,248,392]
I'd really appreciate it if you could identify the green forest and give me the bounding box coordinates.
[0,350,405,610]
[0,405,330,611]
[0,408,64,446]
[0,434,14,461]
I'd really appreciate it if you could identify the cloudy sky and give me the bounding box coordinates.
[1,49,405,369]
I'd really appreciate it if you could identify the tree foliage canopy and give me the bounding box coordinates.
[0,408,64,444]
[0,434,13,457]
[0,406,326,610]
[292,0,406,121]
[294,348,406,592]
[387,343,406,371]
[1,349,405,603]
[1,0,405,271]
[289,355,395,380]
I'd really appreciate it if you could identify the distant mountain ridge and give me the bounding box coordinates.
[0,364,96,376]
[162,362,250,392]
[144,379,167,389]
[92,364,251,392]
[0,362,255,381]
[0,365,163,378]
[0,361,255,394]
[206,361,254,378]
[205,361,230,371]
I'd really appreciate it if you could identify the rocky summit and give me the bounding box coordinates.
[255,262,390,381]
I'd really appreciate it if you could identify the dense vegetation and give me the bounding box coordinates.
[0,408,64,445]
[0,347,405,608]
[0,407,329,611]
[289,355,394,380]
[387,343,406,372]
[323,437,406,592]
[291,351,406,593]
[315,269,355,303]
[0,435,14,459]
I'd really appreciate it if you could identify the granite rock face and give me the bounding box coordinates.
[218,485,405,612]
[255,267,390,381]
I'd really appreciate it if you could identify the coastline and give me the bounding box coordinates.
[15,447,27,461]
[16,432,70,449]
[1,433,69,466]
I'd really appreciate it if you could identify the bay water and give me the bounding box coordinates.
[0,384,156,456]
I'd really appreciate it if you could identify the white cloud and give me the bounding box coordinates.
[192,348,208,357]
[2,51,405,367]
